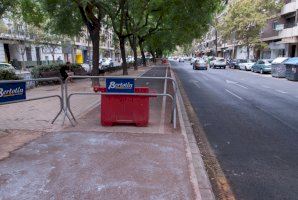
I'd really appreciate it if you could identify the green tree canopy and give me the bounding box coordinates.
[219,0,282,59]
[0,0,17,18]
[19,0,221,75]
[143,0,220,57]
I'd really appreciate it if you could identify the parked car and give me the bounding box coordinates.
[251,59,273,74]
[81,63,92,73]
[125,56,134,63]
[190,57,197,65]
[184,57,192,61]
[178,57,185,62]
[101,58,114,69]
[239,59,255,71]
[228,59,244,69]
[193,59,208,70]
[0,63,16,71]
[210,57,226,69]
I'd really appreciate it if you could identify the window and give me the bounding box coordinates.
[285,13,296,28]
[273,21,278,30]
[25,47,32,61]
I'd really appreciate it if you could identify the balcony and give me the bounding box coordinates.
[279,25,298,38]
[281,1,298,15]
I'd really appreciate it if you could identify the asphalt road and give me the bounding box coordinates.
[171,61,298,200]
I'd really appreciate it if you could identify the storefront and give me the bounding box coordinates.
[267,42,286,59]
[281,37,298,57]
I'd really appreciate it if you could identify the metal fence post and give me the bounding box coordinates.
[0,77,66,125]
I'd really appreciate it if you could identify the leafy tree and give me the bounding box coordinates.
[20,0,104,77]
[142,0,220,60]
[219,0,282,59]
[0,19,8,33]
[37,32,65,62]
[125,0,165,69]
[19,0,221,76]
[0,0,17,18]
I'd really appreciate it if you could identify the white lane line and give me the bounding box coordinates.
[225,89,243,100]
[202,76,209,81]
[193,82,201,88]
[189,80,201,88]
[275,90,287,94]
[226,79,248,89]
[262,85,270,89]
[234,83,248,89]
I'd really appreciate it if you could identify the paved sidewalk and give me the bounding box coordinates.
[0,66,151,132]
[0,66,151,161]
[0,131,196,199]
[0,64,206,200]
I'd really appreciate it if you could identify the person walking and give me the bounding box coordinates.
[60,63,69,82]
[60,62,74,82]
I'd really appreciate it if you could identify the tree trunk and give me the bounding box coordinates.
[156,49,162,58]
[128,35,138,70]
[139,40,146,67]
[119,36,128,75]
[21,54,25,70]
[215,29,218,57]
[131,36,138,70]
[90,31,100,76]
[89,28,100,86]
[52,53,55,63]
[247,45,250,60]
[150,51,156,64]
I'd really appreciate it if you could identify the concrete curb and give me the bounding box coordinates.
[171,68,216,200]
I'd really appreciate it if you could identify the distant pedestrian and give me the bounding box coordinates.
[60,63,69,82]
[66,62,74,82]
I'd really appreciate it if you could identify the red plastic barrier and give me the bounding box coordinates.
[99,87,152,126]
[162,59,168,64]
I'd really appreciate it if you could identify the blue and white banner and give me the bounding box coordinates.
[106,78,135,93]
[0,82,26,103]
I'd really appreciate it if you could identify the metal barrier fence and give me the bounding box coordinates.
[64,75,178,129]
[0,77,69,124]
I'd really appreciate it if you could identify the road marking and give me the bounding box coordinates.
[193,82,201,88]
[275,90,287,94]
[189,80,201,88]
[234,83,247,89]
[262,85,270,89]
[225,89,243,100]
[202,76,209,81]
[226,80,248,89]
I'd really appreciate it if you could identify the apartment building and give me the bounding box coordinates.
[198,0,298,60]
[197,0,255,59]
[261,0,298,59]
[0,17,115,68]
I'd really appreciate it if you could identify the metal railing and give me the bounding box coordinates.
[0,77,69,124]
[64,75,178,128]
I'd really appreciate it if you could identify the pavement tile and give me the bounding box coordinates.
[0,131,196,200]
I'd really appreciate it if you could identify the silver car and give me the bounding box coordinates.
[210,58,227,69]
[0,63,16,71]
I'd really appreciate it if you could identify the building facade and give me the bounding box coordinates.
[198,0,298,60]
[0,17,115,68]
[261,0,298,59]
